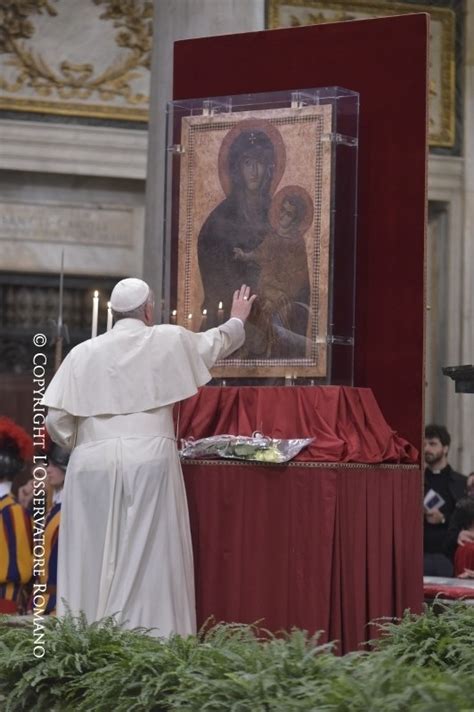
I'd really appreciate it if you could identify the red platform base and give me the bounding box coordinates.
[179,386,423,653]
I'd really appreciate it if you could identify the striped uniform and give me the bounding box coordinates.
[0,494,33,610]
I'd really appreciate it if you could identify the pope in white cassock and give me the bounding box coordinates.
[42,277,256,637]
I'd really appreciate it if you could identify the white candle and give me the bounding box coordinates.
[170,309,177,325]
[106,301,113,331]
[201,308,207,330]
[91,290,99,338]
[187,313,193,329]
[217,300,224,325]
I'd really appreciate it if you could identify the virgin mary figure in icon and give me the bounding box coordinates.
[197,119,285,329]
[197,118,312,359]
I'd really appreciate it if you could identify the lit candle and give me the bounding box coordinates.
[91,290,99,338]
[106,301,113,331]
[170,309,177,325]
[217,300,224,325]
[187,312,193,330]
[201,308,207,330]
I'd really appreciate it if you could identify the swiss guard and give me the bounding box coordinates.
[0,417,33,614]
[36,443,69,615]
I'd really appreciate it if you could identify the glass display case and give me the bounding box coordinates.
[163,86,359,385]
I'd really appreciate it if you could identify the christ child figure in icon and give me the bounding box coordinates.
[233,185,313,357]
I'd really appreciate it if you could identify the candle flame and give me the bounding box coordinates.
[202,309,207,316]
[94,290,99,298]
[172,309,177,316]
[218,301,223,309]
[107,301,111,309]
[187,313,193,320]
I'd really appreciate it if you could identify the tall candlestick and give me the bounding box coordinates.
[58,249,64,332]
[217,300,224,325]
[55,249,65,372]
[106,301,113,331]
[91,290,99,337]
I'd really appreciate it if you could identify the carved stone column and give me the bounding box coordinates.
[144,0,264,321]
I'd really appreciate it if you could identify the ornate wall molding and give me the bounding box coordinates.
[0,199,135,246]
[267,0,457,148]
[0,119,147,178]
[0,0,151,121]
[428,155,463,194]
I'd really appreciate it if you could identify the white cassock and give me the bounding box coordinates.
[42,317,244,637]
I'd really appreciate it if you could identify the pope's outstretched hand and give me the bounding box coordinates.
[230,284,257,323]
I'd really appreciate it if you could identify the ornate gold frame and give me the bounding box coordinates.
[0,0,150,122]
[266,0,456,147]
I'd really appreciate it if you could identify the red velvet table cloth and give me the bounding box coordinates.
[179,387,423,653]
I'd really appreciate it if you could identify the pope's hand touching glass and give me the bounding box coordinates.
[230,284,257,323]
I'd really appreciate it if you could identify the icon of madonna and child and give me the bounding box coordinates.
[197,118,315,360]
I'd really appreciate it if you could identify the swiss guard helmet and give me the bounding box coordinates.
[0,417,33,481]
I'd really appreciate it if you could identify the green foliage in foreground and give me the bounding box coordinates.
[0,603,473,711]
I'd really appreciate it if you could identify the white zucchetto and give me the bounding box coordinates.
[110,278,150,313]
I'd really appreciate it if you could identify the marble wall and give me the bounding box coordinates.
[0,118,147,279]
[0,170,145,278]
[424,4,474,475]
[457,4,474,475]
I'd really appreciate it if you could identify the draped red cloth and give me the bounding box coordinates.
[177,386,418,464]
[179,386,423,653]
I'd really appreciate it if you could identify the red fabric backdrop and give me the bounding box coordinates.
[173,15,426,652]
[173,13,427,455]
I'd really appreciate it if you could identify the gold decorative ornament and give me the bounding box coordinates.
[266,0,456,148]
[0,0,151,121]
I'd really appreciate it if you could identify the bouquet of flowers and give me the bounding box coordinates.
[180,432,313,464]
